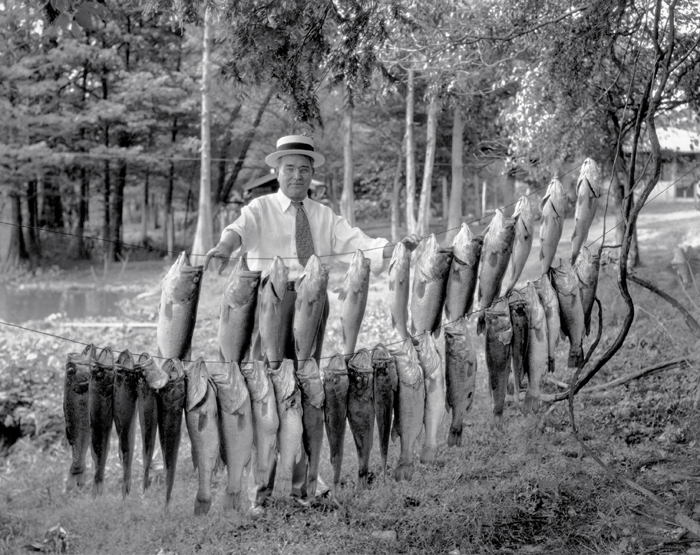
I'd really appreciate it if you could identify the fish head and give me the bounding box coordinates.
[185,357,210,411]
[91,346,114,379]
[262,256,289,300]
[371,343,390,361]
[242,361,269,401]
[322,354,347,384]
[224,267,261,307]
[296,358,320,383]
[66,343,95,374]
[550,260,578,294]
[514,196,536,233]
[270,358,297,401]
[116,349,134,371]
[162,357,186,381]
[419,234,453,276]
[297,255,330,296]
[389,241,410,271]
[451,223,474,261]
[574,246,600,285]
[163,252,203,304]
[524,282,546,324]
[348,348,372,372]
[578,159,601,197]
[143,358,169,390]
[391,338,423,386]
[296,359,325,406]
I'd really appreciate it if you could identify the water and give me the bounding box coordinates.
[0,286,125,324]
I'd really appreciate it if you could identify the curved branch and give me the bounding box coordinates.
[628,275,700,334]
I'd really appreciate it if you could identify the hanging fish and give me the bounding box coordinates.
[533,274,561,374]
[294,255,330,362]
[337,250,371,358]
[416,333,445,465]
[550,261,586,368]
[136,352,165,493]
[410,234,453,336]
[539,179,567,276]
[574,246,601,336]
[388,241,411,340]
[484,298,512,429]
[507,296,529,406]
[296,358,325,499]
[322,354,349,497]
[89,346,115,498]
[157,358,186,510]
[258,256,289,369]
[523,282,548,414]
[444,317,477,447]
[347,349,375,491]
[114,350,140,499]
[371,344,397,478]
[504,196,536,295]
[444,223,483,322]
[571,159,601,264]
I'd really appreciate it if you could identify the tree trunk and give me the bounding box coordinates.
[140,170,149,246]
[26,179,41,259]
[40,174,64,230]
[481,180,487,218]
[442,176,448,220]
[445,106,464,244]
[340,87,355,226]
[391,148,403,243]
[214,104,241,204]
[109,157,127,261]
[191,5,214,265]
[72,169,90,260]
[417,94,438,237]
[405,68,417,234]
[326,174,338,214]
[102,159,110,260]
[3,190,29,272]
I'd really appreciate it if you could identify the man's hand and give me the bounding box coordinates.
[400,233,422,252]
[203,242,235,274]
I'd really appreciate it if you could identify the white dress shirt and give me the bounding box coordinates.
[225,189,388,279]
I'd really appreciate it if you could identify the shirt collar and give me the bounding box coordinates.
[276,189,307,212]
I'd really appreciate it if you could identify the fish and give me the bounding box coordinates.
[157,251,204,359]
[411,234,453,336]
[293,254,330,362]
[476,209,517,334]
[523,282,548,414]
[533,275,561,374]
[444,223,483,322]
[184,358,219,516]
[574,246,600,336]
[371,344,397,477]
[63,344,94,491]
[157,358,186,510]
[135,352,165,493]
[571,159,601,264]
[258,256,289,369]
[416,333,445,464]
[88,346,115,498]
[388,241,411,340]
[114,350,140,499]
[390,338,425,482]
[347,349,375,491]
[268,359,304,496]
[322,354,349,496]
[444,317,477,447]
[538,179,567,275]
[210,361,253,512]
[337,249,371,358]
[485,298,512,429]
[550,261,586,368]
[504,196,536,295]
[296,358,325,498]
[507,296,529,405]
[240,360,279,488]
[218,256,261,364]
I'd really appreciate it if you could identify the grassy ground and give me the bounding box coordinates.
[1,202,700,554]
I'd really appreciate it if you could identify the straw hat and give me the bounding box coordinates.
[264,135,325,168]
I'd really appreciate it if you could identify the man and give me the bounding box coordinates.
[204,134,420,510]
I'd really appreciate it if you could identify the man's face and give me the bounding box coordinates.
[277,154,314,201]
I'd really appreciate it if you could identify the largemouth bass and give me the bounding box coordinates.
[89,346,115,498]
[210,361,253,512]
[371,344,397,477]
[218,256,261,364]
[388,241,411,340]
[241,361,279,487]
[505,197,536,295]
[391,338,424,482]
[296,358,325,499]
[157,357,186,510]
[157,251,203,359]
[485,298,512,429]
[417,333,445,465]
[550,262,586,368]
[258,256,289,369]
[539,179,567,275]
[477,209,517,334]
[294,255,330,362]
[347,349,375,491]
[444,317,477,447]
[114,350,140,498]
[410,234,453,336]
[269,359,304,497]
[571,159,601,264]
[338,250,371,358]
[136,352,165,493]
[444,223,483,321]
[184,358,219,516]
[574,246,600,336]
[507,297,529,405]
[533,275,561,374]
[523,282,548,414]
[322,354,349,496]
[63,344,94,491]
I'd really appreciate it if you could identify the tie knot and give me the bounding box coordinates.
[292,200,303,208]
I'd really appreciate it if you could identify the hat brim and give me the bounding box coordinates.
[265,150,325,169]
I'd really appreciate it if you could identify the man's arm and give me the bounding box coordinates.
[204,228,242,273]
[382,234,422,259]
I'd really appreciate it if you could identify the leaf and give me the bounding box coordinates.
[73,8,96,30]
[51,0,71,12]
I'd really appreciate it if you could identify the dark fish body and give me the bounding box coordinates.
[444,223,483,321]
[89,346,115,497]
[218,256,261,364]
[477,210,517,334]
[338,249,371,357]
[63,344,94,491]
[523,282,548,414]
[296,358,325,498]
[444,318,477,447]
[294,255,330,362]
[157,358,186,509]
[539,179,567,275]
[347,349,375,491]
[388,241,411,340]
[485,298,513,429]
[505,197,536,294]
[391,338,424,481]
[210,361,253,512]
[136,352,165,492]
[185,358,219,516]
[574,246,600,336]
[410,234,453,335]
[371,344,397,477]
[258,256,289,369]
[550,262,586,368]
[533,275,561,374]
[571,159,601,264]
[322,354,349,496]
[417,334,445,464]
[157,251,203,359]
[114,350,140,498]
[507,298,529,405]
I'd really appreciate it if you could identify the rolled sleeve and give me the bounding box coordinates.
[331,216,389,275]
[226,203,259,255]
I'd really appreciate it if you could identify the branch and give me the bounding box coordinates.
[627,274,700,334]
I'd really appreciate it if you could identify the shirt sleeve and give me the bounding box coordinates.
[225,201,260,255]
[331,213,389,275]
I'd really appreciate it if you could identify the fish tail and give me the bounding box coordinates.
[92,480,104,499]
[567,349,584,369]
[547,357,556,374]
[420,445,437,464]
[447,427,463,447]
[121,476,131,499]
[223,491,242,512]
[194,494,213,516]
[66,470,84,491]
[523,392,540,415]
[394,462,414,482]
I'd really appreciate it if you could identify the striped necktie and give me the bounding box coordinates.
[292,201,315,267]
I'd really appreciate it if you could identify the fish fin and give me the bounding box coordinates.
[336,287,347,301]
